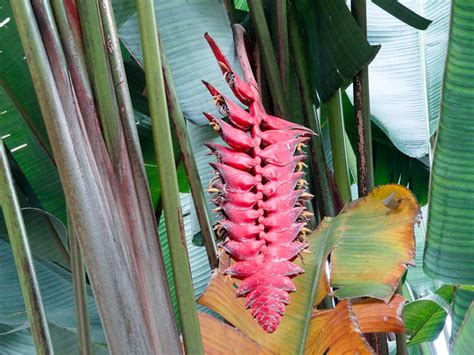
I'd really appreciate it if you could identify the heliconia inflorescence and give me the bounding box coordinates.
[203,31,314,333]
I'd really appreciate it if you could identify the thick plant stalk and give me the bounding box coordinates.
[288,9,335,217]
[69,222,92,355]
[135,1,204,353]
[352,0,375,197]
[13,1,181,353]
[0,142,53,355]
[204,33,314,333]
[326,90,352,204]
[248,0,290,118]
[160,46,218,268]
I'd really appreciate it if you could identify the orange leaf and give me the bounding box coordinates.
[329,185,419,301]
[306,300,374,354]
[353,294,406,333]
[199,312,272,354]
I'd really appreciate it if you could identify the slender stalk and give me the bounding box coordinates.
[352,0,374,197]
[224,0,237,24]
[69,219,92,355]
[288,10,335,217]
[160,44,218,269]
[135,1,204,353]
[50,0,105,156]
[0,142,53,354]
[76,0,122,167]
[248,0,289,118]
[272,0,290,91]
[395,283,408,355]
[326,90,351,204]
[98,0,147,175]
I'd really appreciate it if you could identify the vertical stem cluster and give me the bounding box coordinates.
[12,0,182,352]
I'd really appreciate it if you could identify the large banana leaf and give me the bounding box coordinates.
[405,206,438,297]
[342,93,430,205]
[0,323,108,355]
[295,0,379,103]
[0,238,105,344]
[157,193,212,317]
[364,0,450,158]
[451,286,474,341]
[116,0,240,126]
[0,85,65,222]
[0,1,50,151]
[452,303,474,355]
[423,0,474,285]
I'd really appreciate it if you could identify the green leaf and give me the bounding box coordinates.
[0,1,51,152]
[234,0,248,12]
[157,193,212,315]
[0,323,108,355]
[452,303,474,355]
[406,206,438,297]
[117,0,240,126]
[452,286,474,341]
[423,0,474,285]
[0,85,66,222]
[372,0,432,30]
[403,285,453,345]
[295,0,380,103]
[362,0,450,158]
[342,92,430,205]
[0,239,105,344]
[327,185,419,301]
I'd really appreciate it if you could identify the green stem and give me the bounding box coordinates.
[76,0,122,167]
[69,219,92,355]
[98,0,144,169]
[224,0,237,24]
[395,283,408,355]
[288,9,335,217]
[351,0,374,197]
[50,0,105,156]
[326,90,351,203]
[160,44,218,269]
[135,1,203,353]
[0,142,53,354]
[272,0,290,91]
[248,0,289,118]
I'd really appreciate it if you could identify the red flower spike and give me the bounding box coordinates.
[204,33,314,333]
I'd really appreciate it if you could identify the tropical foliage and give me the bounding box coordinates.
[0,0,472,354]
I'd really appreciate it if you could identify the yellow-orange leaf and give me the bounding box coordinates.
[306,300,373,354]
[199,312,271,354]
[328,185,418,301]
[311,294,406,334]
[353,294,405,333]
